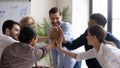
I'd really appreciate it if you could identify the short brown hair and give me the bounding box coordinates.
[49,7,62,16]
[90,13,107,27]
[2,20,19,34]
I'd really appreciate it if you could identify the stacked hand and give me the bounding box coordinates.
[49,26,60,41]
[49,25,65,50]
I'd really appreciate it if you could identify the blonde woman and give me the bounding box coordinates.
[20,16,49,42]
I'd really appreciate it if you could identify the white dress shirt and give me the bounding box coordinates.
[76,43,120,68]
[0,35,18,59]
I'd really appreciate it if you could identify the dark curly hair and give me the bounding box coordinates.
[18,26,37,44]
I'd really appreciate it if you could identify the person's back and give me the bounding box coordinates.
[0,42,36,68]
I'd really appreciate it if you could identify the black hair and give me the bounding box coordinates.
[49,7,62,16]
[18,26,37,44]
[88,25,106,44]
[90,13,107,27]
[2,20,19,34]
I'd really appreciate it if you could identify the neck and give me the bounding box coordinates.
[94,42,100,52]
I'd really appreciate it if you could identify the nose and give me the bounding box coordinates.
[52,20,58,26]
[53,19,57,23]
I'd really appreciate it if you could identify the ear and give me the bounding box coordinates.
[93,35,97,40]
[29,38,34,46]
[6,28,10,35]
[30,37,37,47]
[60,15,62,20]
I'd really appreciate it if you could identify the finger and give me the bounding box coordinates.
[49,26,59,41]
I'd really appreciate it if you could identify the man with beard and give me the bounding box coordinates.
[48,7,81,68]
[0,20,20,59]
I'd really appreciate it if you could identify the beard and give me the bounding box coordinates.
[9,32,18,41]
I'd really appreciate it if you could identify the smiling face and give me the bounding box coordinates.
[87,25,106,48]
[9,24,20,40]
[5,24,20,41]
[49,12,62,26]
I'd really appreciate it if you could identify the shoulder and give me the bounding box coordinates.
[0,35,13,40]
[60,21,72,28]
[106,32,112,36]
[105,32,118,41]
[6,43,33,51]
[5,43,34,58]
[106,32,115,38]
[0,35,18,44]
[102,43,118,51]
[61,21,71,25]
[102,43,120,59]
[105,32,120,46]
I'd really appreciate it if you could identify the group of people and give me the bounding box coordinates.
[0,18,55,68]
[48,7,120,68]
[0,6,120,68]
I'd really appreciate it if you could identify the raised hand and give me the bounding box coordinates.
[49,25,66,45]
[56,25,66,43]
[56,33,63,51]
[49,26,60,41]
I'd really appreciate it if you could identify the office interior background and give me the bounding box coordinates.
[0,0,120,68]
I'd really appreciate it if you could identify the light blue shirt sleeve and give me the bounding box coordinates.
[60,22,74,42]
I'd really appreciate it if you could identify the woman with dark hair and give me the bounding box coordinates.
[0,26,55,68]
[57,25,120,68]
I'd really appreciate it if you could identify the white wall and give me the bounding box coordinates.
[72,1,89,68]
[30,0,56,23]
[72,0,89,39]
[0,0,29,2]
[31,0,73,24]
[0,2,30,35]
